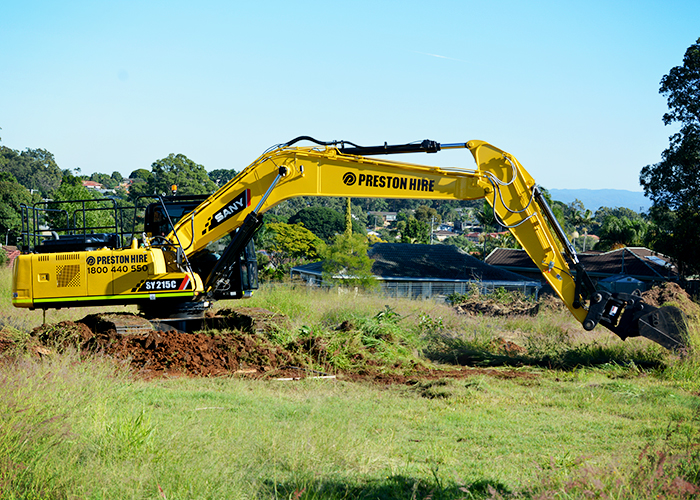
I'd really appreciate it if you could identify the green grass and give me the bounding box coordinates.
[3,270,700,498]
[2,353,700,499]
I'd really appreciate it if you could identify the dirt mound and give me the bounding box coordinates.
[454,296,539,317]
[452,284,700,320]
[28,308,307,379]
[490,337,528,356]
[34,320,97,350]
[642,282,700,320]
[343,366,537,385]
[536,294,568,313]
[105,329,301,377]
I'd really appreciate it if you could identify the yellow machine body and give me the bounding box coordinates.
[12,240,202,310]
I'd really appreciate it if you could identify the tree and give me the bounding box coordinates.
[375,227,396,243]
[267,196,369,231]
[442,234,477,253]
[475,200,499,232]
[129,168,152,181]
[89,172,118,189]
[546,197,572,236]
[319,233,377,289]
[264,222,322,267]
[645,205,700,276]
[414,205,441,226]
[476,232,520,260]
[357,197,388,214]
[1,147,62,197]
[126,168,153,201]
[639,38,700,275]
[208,168,238,187]
[47,172,116,231]
[21,148,63,196]
[594,206,641,221]
[567,199,596,252]
[149,154,216,196]
[0,172,32,243]
[398,216,430,244]
[288,206,345,243]
[596,215,649,251]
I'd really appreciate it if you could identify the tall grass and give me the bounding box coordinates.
[238,283,676,374]
[659,320,700,393]
[0,352,131,498]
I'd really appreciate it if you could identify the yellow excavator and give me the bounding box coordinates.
[11,137,688,349]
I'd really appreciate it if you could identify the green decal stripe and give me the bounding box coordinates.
[33,292,196,304]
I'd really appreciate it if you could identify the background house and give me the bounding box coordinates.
[485,247,678,293]
[81,180,115,195]
[366,211,397,228]
[291,243,541,301]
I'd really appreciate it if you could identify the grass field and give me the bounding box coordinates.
[2,268,700,499]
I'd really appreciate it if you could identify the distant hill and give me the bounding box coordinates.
[547,189,650,214]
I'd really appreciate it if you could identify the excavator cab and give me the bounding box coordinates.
[142,195,208,238]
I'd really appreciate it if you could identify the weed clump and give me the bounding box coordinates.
[449,286,540,317]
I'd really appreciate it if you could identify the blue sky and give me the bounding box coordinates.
[1,0,698,193]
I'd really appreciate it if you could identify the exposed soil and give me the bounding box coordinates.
[641,281,700,320]
[26,309,304,380]
[342,366,538,385]
[0,307,538,384]
[453,282,699,320]
[0,331,15,354]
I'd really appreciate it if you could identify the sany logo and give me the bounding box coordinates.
[208,189,251,231]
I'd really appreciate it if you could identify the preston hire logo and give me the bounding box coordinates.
[342,172,357,186]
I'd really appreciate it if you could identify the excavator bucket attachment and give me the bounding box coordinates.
[636,305,688,351]
[583,290,689,351]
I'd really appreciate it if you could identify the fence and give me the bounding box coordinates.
[289,274,540,302]
[379,280,540,301]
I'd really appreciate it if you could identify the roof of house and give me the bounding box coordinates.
[485,247,677,280]
[292,243,536,283]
